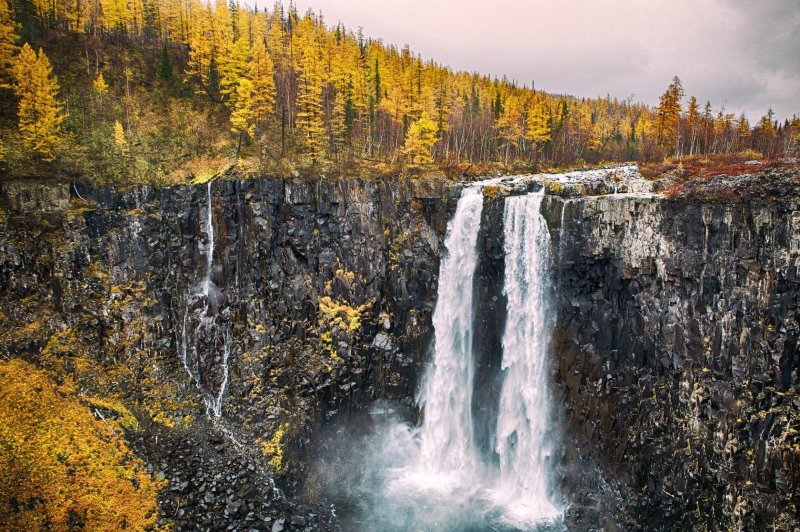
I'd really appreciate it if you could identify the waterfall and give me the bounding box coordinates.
[494,189,560,523]
[178,180,230,419]
[417,185,484,476]
[200,180,229,418]
[202,180,215,295]
[314,180,565,530]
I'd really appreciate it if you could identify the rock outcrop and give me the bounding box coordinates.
[1,170,798,530]
[0,176,457,529]
[545,194,800,530]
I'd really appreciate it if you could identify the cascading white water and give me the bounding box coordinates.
[179,180,230,418]
[318,180,565,530]
[494,189,560,524]
[203,180,215,295]
[417,185,484,476]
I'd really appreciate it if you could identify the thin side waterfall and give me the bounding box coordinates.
[417,185,485,476]
[179,180,230,418]
[203,180,215,295]
[494,189,560,523]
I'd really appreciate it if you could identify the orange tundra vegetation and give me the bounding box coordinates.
[0,358,163,529]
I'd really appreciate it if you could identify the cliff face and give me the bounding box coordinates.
[1,175,798,530]
[544,194,800,529]
[0,177,457,528]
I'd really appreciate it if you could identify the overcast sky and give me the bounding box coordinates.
[290,0,799,122]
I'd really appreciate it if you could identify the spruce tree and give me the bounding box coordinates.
[158,44,173,82]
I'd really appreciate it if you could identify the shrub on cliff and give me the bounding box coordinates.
[0,358,163,529]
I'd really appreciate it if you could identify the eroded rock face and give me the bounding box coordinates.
[2,174,798,530]
[545,195,800,530]
[0,177,457,529]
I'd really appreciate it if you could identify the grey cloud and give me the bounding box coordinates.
[290,0,799,120]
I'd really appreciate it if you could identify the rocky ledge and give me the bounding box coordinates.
[1,166,798,530]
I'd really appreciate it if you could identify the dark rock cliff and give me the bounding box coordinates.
[1,175,798,530]
[471,191,508,464]
[543,194,800,530]
[0,177,458,529]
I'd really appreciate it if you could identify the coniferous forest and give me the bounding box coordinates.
[0,0,798,185]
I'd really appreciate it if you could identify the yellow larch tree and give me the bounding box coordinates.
[113,119,126,147]
[220,34,249,105]
[756,109,777,155]
[127,0,145,34]
[12,44,65,161]
[213,0,233,48]
[0,0,18,88]
[402,111,437,165]
[161,0,189,43]
[93,71,108,107]
[713,111,733,152]
[736,113,751,151]
[634,111,653,148]
[572,100,595,156]
[100,0,131,32]
[293,16,325,158]
[249,40,276,136]
[588,97,611,151]
[230,40,275,143]
[267,4,288,71]
[526,95,551,160]
[496,94,524,164]
[235,2,252,43]
[685,96,700,154]
[654,76,684,151]
[328,29,360,155]
[230,77,255,139]
[187,1,219,98]
[250,7,268,44]
[432,71,452,139]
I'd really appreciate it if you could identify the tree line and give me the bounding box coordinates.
[0,0,798,180]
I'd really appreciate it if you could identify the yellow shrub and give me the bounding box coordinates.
[258,423,288,472]
[318,296,365,333]
[0,359,163,529]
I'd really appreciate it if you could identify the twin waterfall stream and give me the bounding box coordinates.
[353,182,563,531]
[496,191,559,521]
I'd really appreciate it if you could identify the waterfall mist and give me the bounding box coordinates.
[312,183,563,530]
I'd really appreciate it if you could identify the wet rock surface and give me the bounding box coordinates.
[471,191,508,463]
[2,171,799,529]
[544,194,800,530]
[0,176,456,528]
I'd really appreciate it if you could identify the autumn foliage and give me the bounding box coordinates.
[11,43,63,161]
[0,358,162,529]
[0,0,797,182]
